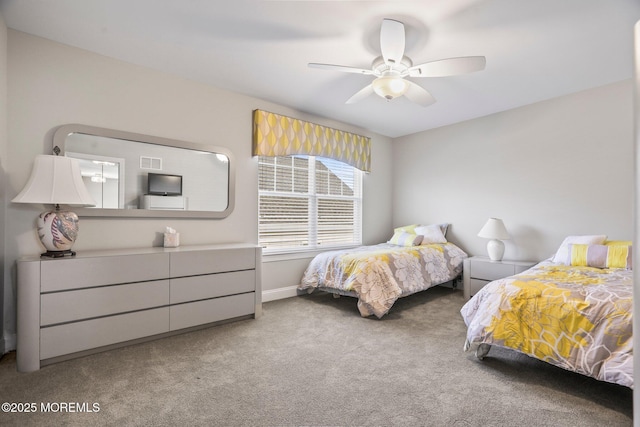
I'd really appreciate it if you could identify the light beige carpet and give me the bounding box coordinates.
[0,286,632,426]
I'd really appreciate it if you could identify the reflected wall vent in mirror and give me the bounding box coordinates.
[140,156,162,170]
[53,124,235,219]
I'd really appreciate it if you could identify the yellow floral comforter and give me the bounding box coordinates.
[461,260,633,388]
[299,243,467,318]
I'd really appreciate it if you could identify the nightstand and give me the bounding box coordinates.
[463,256,536,300]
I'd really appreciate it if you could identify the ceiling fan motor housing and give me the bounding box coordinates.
[371,55,413,77]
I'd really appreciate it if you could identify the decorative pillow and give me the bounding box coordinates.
[415,224,447,244]
[551,235,607,263]
[565,243,632,269]
[394,224,419,234]
[394,223,449,237]
[388,231,423,247]
[605,240,632,246]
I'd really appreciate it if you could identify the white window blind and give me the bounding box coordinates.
[258,155,362,252]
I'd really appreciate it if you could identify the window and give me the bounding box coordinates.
[258,155,362,252]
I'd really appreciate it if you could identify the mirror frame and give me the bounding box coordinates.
[53,124,235,219]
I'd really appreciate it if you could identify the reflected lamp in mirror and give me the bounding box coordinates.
[477,218,511,262]
[12,154,96,258]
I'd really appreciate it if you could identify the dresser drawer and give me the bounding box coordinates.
[170,270,255,304]
[41,253,170,292]
[470,260,514,280]
[170,247,255,277]
[170,292,255,331]
[40,307,170,360]
[41,280,170,326]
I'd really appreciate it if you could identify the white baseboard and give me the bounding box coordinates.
[262,285,299,303]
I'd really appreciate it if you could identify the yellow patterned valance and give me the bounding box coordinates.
[252,109,371,172]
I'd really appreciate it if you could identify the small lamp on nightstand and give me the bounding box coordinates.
[477,218,510,261]
[12,153,96,258]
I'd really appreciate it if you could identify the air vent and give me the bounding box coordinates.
[140,156,162,170]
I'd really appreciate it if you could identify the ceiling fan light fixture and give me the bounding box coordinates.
[372,76,408,100]
[309,19,485,107]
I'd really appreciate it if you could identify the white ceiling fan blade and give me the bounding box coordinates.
[346,84,374,104]
[308,63,374,75]
[380,19,405,65]
[408,56,486,78]
[403,81,436,107]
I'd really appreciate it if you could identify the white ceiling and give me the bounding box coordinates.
[1,0,639,138]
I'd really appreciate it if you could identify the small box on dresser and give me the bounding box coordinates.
[463,256,536,300]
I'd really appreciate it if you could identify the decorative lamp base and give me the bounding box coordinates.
[486,239,505,261]
[37,209,80,256]
[41,250,76,259]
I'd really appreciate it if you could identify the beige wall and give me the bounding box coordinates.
[2,30,394,351]
[392,79,634,262]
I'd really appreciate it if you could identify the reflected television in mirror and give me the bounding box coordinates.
[148,173,183,196]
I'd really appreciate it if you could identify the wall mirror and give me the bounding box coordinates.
[53,124,235,218]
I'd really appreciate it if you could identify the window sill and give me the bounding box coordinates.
[261,245,360,263]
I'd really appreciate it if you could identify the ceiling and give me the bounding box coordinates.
[1,0,639,138]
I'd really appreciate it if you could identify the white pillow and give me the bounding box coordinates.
[436,223,450,237]
[551,234,607,263]
[414,224,447,244]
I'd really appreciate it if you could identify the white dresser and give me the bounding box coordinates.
[16,244,261,372]
[140,194,188,210]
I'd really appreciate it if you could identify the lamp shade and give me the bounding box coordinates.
[12,155,96,206]
[477,218,510,240]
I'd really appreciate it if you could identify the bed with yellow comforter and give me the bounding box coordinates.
[299,242,467,318]
[461,260,633,388]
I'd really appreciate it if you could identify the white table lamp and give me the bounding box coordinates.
[477,218,511,261]
[12,154,96,258]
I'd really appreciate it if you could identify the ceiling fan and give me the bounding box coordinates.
[308,19,486,107]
